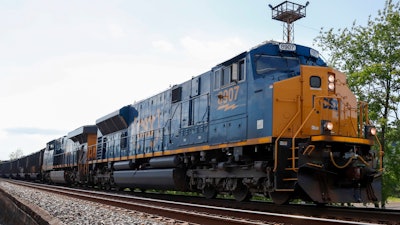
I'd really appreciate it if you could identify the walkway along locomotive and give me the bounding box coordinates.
[0,41,382,204]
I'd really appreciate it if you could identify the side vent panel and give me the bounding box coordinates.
[172,86,182,103]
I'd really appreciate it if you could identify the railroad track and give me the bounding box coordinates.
[135,192,400,225]
[3,179,398,225]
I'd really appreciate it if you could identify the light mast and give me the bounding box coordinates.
[268,1,309,43]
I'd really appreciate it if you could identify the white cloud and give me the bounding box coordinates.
[0,1,257,161]
[107,22,127,39]
[0,2,253,160]
[180,36,247,66]
[0,129,7,140]
[152,40,175,52]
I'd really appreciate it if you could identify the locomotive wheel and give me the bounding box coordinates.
[232,183,251,202]
[203,185,217,199]
[104,183,111,191]
[269,191,291,205]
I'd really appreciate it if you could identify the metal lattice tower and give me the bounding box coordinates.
[269,1,309,43]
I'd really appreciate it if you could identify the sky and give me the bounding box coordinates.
[0,0,387,160]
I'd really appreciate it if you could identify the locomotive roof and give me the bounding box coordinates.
[96,105,137,135]
[67,125,97,144]
[214,41,326,69]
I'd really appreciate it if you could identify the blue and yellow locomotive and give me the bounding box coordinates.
[1,41,382,204]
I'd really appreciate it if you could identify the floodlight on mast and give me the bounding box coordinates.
[268,1,309,43]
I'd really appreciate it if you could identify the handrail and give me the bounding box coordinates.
[362,102,370,124]
[290,96,342,172]
[347,103,359,137]
[290,104,317,171]
[273,95,301,172]
[358,102,364,137]
[374,131,384,172]
[358,101,371,136]
[302,145,315,156]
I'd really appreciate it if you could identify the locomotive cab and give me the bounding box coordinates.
[271,42,382,204]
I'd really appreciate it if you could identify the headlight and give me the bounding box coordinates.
[370,127,377,136]
[322,120,333,134]
[328,82,335,91]
[328,74,335,83]
[328,73,335,92]
[365,125,377,138]
[325,121,334,131]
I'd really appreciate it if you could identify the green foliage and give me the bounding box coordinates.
[383,124,400,199]
[314,0,400,203]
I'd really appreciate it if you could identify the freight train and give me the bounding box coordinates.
[0,41,382,204]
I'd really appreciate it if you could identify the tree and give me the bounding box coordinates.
[9,148,24,160]
[384,121,400,198]
[314,0,400,205]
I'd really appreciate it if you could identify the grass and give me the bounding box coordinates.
[387,197,400,203]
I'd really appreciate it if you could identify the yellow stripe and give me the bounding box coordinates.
[311,135,374,145]
[88,136,273,163]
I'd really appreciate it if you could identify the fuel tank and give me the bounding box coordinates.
[113,168,187,191]
[50,170,67,184]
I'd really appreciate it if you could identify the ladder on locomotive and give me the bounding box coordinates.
[274,139,299,190]
[273,95,302,191]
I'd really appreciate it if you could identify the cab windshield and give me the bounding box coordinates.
[254,55,300,76]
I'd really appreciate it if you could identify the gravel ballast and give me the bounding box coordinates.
[0,181,184,225]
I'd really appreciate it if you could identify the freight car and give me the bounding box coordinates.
[0,41,382,205]
[0,150,44,180]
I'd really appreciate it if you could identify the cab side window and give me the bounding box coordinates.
[214,59,245,90]
[221,66,231,87]
[238,60,245,81]
[214,70,221,90]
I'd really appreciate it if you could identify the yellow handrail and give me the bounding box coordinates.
[290,105,317,171]
[358,101,371,137]
[358,102,364,137]
[374,134,384,172]
[290,96,342,172]
[347,103,359,137]
[273,95,301,172]
[302,145,315,156]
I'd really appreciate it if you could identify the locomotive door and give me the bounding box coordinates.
[77,145,86,182]
[209,59,247,145]
[169,77,209,147]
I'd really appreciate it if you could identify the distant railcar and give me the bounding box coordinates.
[0,161,10,178]
[0,150,43,181]
[19,150,44,180]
